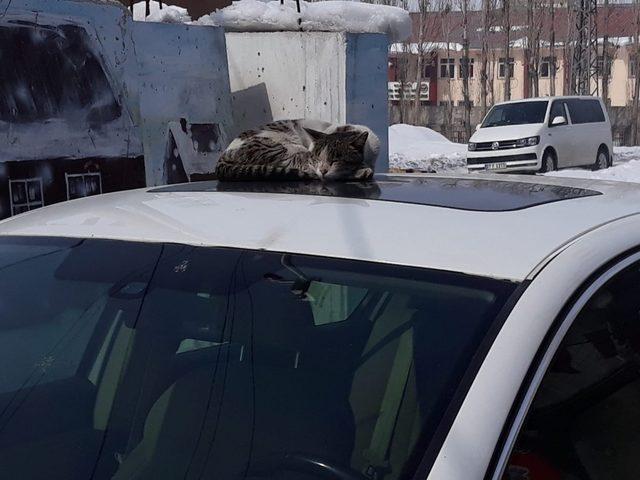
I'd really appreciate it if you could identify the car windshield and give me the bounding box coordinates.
[0,236,518,479]
[482,101,549,127]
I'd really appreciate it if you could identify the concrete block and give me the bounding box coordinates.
[225,31,389,171]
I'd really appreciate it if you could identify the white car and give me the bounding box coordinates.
[0,174,640,480]
[467,96,613,174]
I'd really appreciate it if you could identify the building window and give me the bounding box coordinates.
[422,59,436,79]
[596,55,612,76]
[66,173,102,200]
[458,100,474,107]
[440,58,455,78]
[439,100,453,107]
[539,56,556,78]
[9,178,44,216]
[630,55,638,78]
[498,57,515,79]
[459,57,474,78]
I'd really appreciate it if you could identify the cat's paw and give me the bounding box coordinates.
[354,168,374,180]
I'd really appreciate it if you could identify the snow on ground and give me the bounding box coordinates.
[388,124,467,172]
[388,123,640,182]
[545,148,640,183]
[132,2,191,23]
[196,0,411,42]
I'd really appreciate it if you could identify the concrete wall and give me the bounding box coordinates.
[0,0,231,191]
[133,21,232,185]
[225,31,390,171]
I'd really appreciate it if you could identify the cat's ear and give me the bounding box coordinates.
[350,131,369,151]
[303,128,327,142]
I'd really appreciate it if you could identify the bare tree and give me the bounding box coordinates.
[549,0,556,96]
[440,0,454,137]
[489,47,498,104]
[524,0,533,96]
[145,0,151,16]
[601,0,611,104]
[502,0,511,100]
[562,1,576,95]
[633,0,640,144]
[530,0,545,97]
[461,0,472,139]
[480,0,492,115]
[412,0,440,125]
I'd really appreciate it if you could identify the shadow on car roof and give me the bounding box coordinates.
[148,176,601,212]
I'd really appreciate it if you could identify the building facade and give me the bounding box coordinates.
[389,43,637,108]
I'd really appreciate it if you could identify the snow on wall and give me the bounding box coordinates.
[132,1,191,23]
[225,31,389,171]
[198,0,412,43]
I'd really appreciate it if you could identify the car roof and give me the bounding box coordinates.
[1,173,639,282]
[494,95,602,105]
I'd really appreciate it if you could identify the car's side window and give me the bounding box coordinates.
[565,99,606,125]
[505,260,640,480]
[549,101,567,126]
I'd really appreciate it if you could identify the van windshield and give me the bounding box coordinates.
[482,101,548,127]
[0,236,518,479]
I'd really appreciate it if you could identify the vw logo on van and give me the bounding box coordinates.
[491,141,500,150]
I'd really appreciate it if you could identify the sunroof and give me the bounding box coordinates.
[148,176,601,212]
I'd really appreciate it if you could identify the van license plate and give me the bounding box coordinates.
[485,162,507,170]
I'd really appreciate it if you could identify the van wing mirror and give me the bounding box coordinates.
[551,115,567,126]
[475,124,481,131]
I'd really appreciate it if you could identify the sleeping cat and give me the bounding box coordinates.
[215,119,379,181]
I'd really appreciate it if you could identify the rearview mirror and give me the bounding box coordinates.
[475,124,481,131]
[551,115,567,126]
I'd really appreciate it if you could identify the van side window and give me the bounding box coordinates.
[585,99,606,123]
[549,101,567,125]
[566,99,605,124]
[0,24,121,124]
[506,261,640,480]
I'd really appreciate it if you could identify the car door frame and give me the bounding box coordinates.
[487,248,640,480]
[424,213,640,480]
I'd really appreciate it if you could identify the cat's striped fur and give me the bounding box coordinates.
[215,120,379,181]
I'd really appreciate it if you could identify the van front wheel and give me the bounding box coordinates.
[539,150,556,173]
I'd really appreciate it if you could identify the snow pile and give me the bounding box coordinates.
[197,0,411,43]
[388,124,467,172]
[132,2,191,23]
[546,147,640,184]
[614,146,640,165]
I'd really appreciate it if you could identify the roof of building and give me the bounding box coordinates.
[1,173,640,282]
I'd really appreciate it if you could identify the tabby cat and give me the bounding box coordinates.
[215,119,379,181]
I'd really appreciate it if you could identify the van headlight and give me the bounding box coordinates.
[516,136,540,147]
[468,142,477,151]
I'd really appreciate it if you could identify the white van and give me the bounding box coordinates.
[467,96,613,173]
